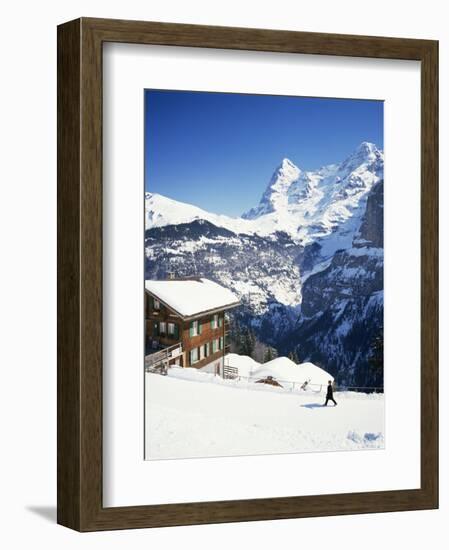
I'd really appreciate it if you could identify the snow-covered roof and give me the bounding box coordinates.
[145,278,240,318]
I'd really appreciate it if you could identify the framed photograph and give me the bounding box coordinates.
[57,17,438,531]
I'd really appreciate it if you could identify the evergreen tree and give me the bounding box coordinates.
[236,326,255,357]
[288,349,300,364]
[264,347,273,363]
[368,330,384,390]
[263,346,278,363]
[246,329,256,357]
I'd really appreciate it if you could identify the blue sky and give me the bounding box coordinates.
[144,90,383,217]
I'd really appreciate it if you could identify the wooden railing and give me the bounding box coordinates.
[145,342,183,374]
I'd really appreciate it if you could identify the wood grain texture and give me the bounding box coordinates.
[420,40,439,504]
[57,18,81,531]
[57,17,439,532]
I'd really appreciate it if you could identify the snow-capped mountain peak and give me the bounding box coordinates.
[280,157,298,170]
[339,141,383,174]
[242,158,301,219]
[357,140,380,156]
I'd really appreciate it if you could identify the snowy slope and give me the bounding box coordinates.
[145,192,256,236]
[145,371,385,460]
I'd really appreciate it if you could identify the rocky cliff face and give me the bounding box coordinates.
[280,180,384,386]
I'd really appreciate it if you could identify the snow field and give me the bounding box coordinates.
[145,369,385,460]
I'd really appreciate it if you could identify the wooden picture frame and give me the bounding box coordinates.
[57,17,438,531]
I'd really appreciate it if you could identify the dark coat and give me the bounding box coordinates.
[326,384,333,398]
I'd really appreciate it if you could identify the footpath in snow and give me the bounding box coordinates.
[145,366,385,460]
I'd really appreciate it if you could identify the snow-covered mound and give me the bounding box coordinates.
[256,358,333,385]
[224,353,333,386]
[225,353,260,377]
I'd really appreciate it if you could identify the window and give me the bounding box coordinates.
[167,322,179,339]
[204,342,210,357]
[219,336,224,350]
[211,314,218,329]
[190,320,199,337]
[153,322,159,337]
[212,338,219,353]
[200,345,205,360]
[153,298,160,310]
[190,347,199,364]
[218,315,223,328]
[159,321,166,335]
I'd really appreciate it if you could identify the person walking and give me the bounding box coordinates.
[324,380,337,406]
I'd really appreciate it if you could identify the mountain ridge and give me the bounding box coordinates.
[146,141,383,254]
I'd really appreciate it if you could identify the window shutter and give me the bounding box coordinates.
[174,324,179,340]
[149,296,154,310]
[219,315,223,327]
[189,322,194,338]
[198,320,202,335]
